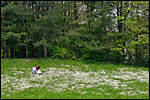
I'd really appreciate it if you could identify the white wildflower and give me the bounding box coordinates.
[1,66,149,97]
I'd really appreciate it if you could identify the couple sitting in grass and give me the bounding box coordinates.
[32,65,42,75]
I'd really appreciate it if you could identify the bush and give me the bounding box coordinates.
[51,46,70,59]
[80,48,90,59]
[86,49,109,62]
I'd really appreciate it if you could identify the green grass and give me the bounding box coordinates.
[1,58,149,99]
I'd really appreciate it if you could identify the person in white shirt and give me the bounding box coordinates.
[32,66,42,75]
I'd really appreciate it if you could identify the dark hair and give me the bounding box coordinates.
[36,66,40,70]
[37,66,40,69]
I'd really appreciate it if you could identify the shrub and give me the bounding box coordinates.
[51,46,70,59]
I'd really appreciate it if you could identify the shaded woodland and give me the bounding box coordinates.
[1,1,149,67]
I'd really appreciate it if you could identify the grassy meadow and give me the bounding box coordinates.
[1,58,149,99]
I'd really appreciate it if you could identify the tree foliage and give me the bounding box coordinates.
[1,1,149,67]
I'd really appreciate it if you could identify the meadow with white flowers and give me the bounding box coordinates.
[1,58,149,99]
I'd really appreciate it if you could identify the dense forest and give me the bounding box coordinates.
[1,1,149,67]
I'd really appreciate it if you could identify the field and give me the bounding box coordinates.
[1,58,149,99]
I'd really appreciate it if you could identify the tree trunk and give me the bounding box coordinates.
[74,1,78,20]
[117,1,123,33]
[73,1,78,27]
[44,45,47,57]
[2,48,5,58]
[14,45,16,58]
[21,46,26,58]
[135,45,139,65]
[135,5,140,65]
[5,41,9,58]
[43,31,47,58]
[117,1,125,63]
[10,44,14,58]
[33,48,37,58]
[26,46,28,58]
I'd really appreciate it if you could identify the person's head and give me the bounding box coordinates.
[35,66,40,70]
[37,66,40,70]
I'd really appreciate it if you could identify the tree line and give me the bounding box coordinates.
[1,1,149,67]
